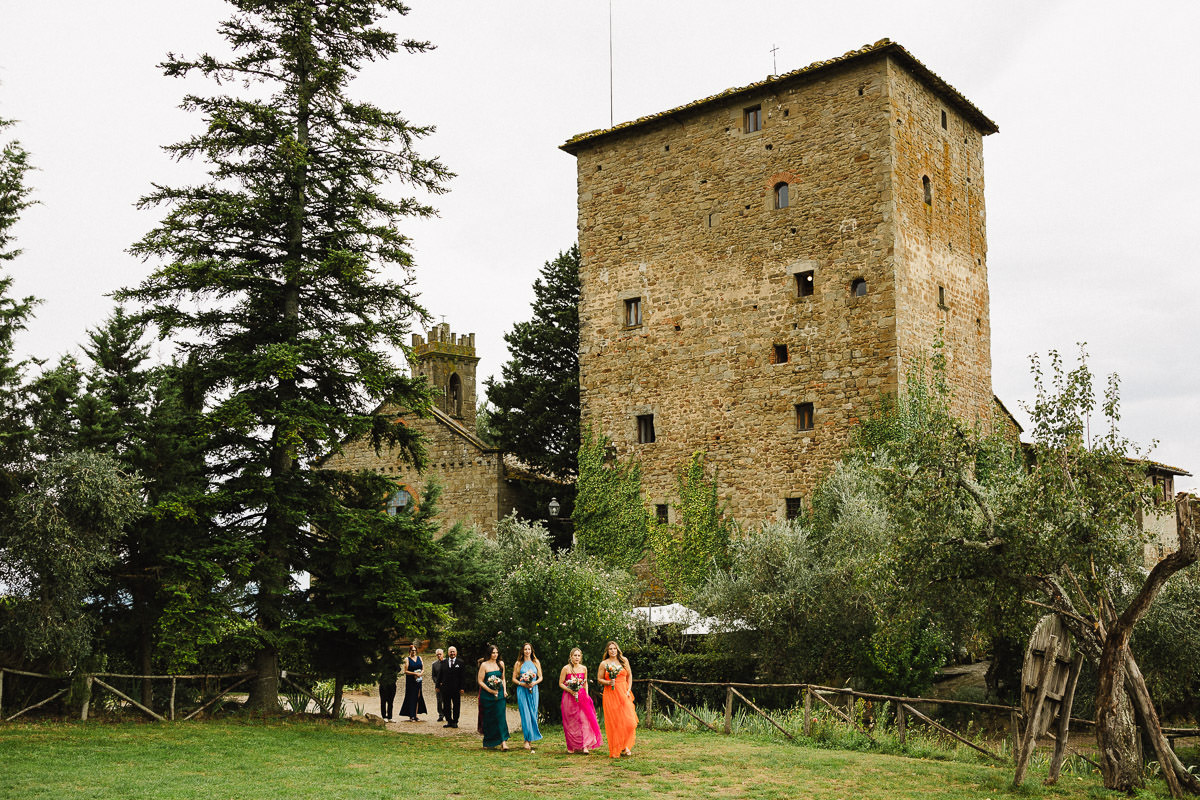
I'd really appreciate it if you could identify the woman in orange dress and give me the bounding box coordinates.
[598,640,637,758]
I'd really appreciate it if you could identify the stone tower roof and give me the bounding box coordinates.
[562,38,997,154]
[412,323,478,361]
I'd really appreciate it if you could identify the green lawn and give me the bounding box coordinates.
[0,720,1166,800]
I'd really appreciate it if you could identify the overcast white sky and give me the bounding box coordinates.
[1,1,1196,489]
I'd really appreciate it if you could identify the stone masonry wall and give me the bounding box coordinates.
[322,407,513,535]
[887,59,993,423]
[573,56,905,523]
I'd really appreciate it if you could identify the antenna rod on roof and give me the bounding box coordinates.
[609,0,614,127]
[770,43,779,76]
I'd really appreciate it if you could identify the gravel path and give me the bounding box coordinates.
[343,689,524,739]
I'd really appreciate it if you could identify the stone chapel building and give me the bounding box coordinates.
[561,39,1005,524]
[321,323,540,533]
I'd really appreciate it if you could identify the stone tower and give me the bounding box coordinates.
[410,323,479,429]
[561,39,998,524]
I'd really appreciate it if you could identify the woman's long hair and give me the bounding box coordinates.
[515,642,540,669]
[603,640,631,670]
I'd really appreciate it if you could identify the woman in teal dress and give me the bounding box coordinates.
[512,642,543,751]
[476,644,510,750]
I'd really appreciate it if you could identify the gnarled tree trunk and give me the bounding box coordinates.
[1094,494,1199,797]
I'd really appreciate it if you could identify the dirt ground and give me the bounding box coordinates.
[343,688,525,740]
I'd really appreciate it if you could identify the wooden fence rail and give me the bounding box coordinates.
[635,678,1200,761]
[0,668,257,723]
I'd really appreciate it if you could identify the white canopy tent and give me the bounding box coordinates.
[630,603,752,635]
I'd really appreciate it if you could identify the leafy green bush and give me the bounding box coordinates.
[470,516,636,719]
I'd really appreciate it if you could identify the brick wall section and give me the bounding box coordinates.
[567,50,995,524]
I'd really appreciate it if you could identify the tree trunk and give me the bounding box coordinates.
[334,673,344,719]
[1096,647,1144,791]
[1094,493,1199,797]
[138,595,154,709]
[247,3,311,714]
[246,647,279,712]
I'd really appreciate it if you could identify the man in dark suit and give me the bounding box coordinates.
[430,648,446,721]
[439,645,466,728]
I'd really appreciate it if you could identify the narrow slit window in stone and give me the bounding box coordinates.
[851,278,867,297]
[774,182,789,209]
[637,414,656,444]
[655,504,669,524]
[774,344,788,364]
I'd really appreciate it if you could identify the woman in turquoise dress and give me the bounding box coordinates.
[512,642,543,751]
[476,644,510,750]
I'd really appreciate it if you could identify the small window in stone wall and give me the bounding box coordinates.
[655,504,669,524]
[923,175,932,206]
[386,488,412,515]
[941,109,947,129]
[773,344,788,364]
[795,402,814,432]
[637,414,656,444]
[624,297,642,327]
[785,497,803,520]
[938,285,947,309]
[774,182,789,209]
[796,270,814,297]
[851,278,867,297]
[744,105,762,133]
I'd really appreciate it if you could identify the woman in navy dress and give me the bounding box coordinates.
[399,643,427,722]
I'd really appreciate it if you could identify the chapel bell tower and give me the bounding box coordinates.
[410,323,479,429]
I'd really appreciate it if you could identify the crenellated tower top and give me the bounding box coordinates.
[410,322,480,428]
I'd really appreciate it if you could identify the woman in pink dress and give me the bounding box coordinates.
[558,647,602,754]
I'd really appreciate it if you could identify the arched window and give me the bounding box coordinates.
[774,182,789,209]
[922,175,932,206]
[386,488,412,515]
[448,373,462,417]
[851,278,867,297]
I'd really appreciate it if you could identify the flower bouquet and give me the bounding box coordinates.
[565,676,584,694]
[520,671,536,687]
[486,675,502,691]
[605,663,624,681]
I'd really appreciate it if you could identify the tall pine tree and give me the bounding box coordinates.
[0,115,38,483]
[119,0,450,706]
[484,245,581,483]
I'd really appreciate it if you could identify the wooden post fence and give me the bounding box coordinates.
[902,702,1003,762]
[723,686,734,735]
[651,683,719,733]
[896,703,906,745]
[810,688,876,743]
[802,687,812,737]
[645,680,654,729]
[729,687,794,741]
